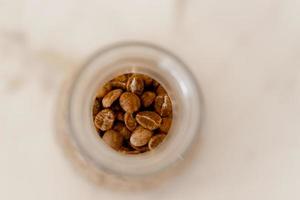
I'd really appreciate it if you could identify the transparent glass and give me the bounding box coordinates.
[56,42,202,183]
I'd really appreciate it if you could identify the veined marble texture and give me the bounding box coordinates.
[0,0,300,199]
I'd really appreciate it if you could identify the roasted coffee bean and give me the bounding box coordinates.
[125,151,141,155]
[103,130,123,150]
[126,75,144,95]
[115,74,128,82]
[94,109,115,131]
[148,134,166,150]
[119,147,141,155]
[130,126,153,147]
[154,95,172,117]
[113,122,131,140]
[156,85,167,95]
[119,92,141,113]
[124,112,137,131]
[136,111,162,130]
[93,98,101,119]
[102,89,123,108]
[130,143,149,153]
[110,82,126,90]
[96,83,112,98]
[141,91,156,107]
[138,74,153,86]
[110,74,128,90]
[159,117,172,132]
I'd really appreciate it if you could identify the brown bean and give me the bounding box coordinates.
[141,91,156,107]
[160,117,172,132]
[119,147,141,155]
[148,134,166,150]
[113,122,131,140]
[136,111,162,130]
[93,98,101,119]
[130,143,149,153]
[130,126,153,147]
[138,74,153,86]
[102,89,123,108]
[119,92,141,113]
[115,74,128,82]
[110,74,128,90]
[124,112,137,131]
[154,95,172,117]
[94,109,115,131]
[96,83,112,98]
[103,130,123,150]
[126,75,144,95]
[156,85,167,95]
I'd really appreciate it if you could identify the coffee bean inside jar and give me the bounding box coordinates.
[92,73,173,154]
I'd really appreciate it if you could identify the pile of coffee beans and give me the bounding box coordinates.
[92,73,173,154]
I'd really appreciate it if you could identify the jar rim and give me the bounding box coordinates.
[66,41,202,177]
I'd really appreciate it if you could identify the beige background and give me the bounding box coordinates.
[1,0,300,199]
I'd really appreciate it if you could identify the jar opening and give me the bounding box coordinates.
[92,72,174,155]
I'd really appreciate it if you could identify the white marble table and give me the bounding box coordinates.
[1,0,300,199]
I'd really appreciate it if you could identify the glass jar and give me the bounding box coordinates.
[56,42,202,186]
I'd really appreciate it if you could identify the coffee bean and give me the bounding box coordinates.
[110,74,128,90]
[102,89,123,108]
[96,83,112,98]
[136,111,162,130]
[113,122,131,140]
[156,85,167,95]
[141,91,156,107]
[110,82,126,90]
[139,74,153,86]
[160,117,172,132]
[103,130,123,150]
[93,98,101,119]
[94,109,115,131]
[126,75,144,95]
[154,95,172,117]
[124,112,137,131]
[130,143,149,153]
[119,147,141,155]
[148,134,166,150]
[115,74,129,82]
[119,92,141,113]
[130,126,153,147]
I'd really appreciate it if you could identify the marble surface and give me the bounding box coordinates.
[1,0,300,199]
